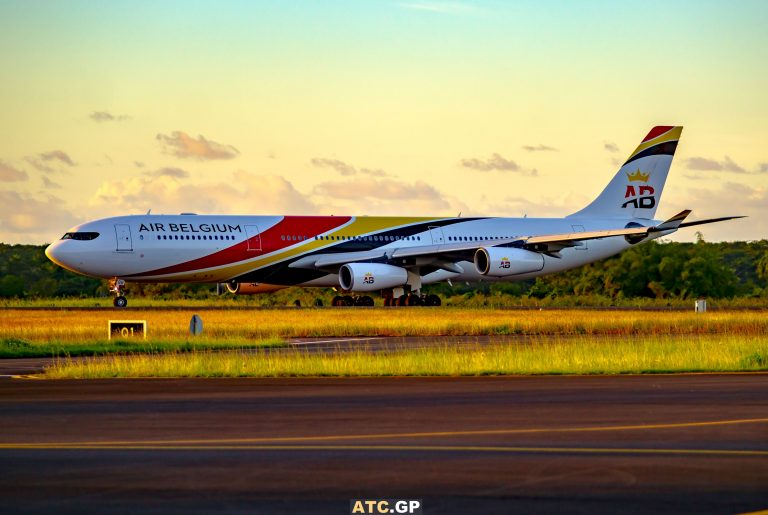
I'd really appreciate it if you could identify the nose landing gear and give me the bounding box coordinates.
[110,278,128,308]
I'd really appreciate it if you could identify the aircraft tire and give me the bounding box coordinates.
[332,295,344,307]
[425,294,441,306]
[405,294,422,306]
[114,296,128,308]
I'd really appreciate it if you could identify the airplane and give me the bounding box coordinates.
[45,126,743,308]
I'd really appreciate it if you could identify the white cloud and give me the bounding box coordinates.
[89,111,130,122]
[311,177,469,216]
[41,176,62,189]
[144,167,190,179]
[0,161,28,182]
[686,155,746,174]
[311,158,388,177]
[0,190,80,243]
[156,131,239,160]
[25,150,76,173]
[89,171,316,216]
[522,144,558,152]
[460,153,536,175]
[665,182,767,242]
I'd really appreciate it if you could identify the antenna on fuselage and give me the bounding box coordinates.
[146,209,152,215]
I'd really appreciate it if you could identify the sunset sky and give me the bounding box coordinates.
[1,0,766,244]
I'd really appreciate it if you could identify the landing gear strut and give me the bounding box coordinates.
[110,278,128,308]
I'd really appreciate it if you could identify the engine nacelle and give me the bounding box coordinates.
[474,247,544,277]
[225,282,285,294]
[339,263,408,292]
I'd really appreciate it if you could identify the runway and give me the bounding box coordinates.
[1,374,767,514]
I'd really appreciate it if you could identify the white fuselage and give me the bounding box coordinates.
[45,213,658,287]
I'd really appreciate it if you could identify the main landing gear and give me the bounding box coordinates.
[330,294,441,306]
[383,293,441,307]
[110,278,128,308]
[332,295,375,307]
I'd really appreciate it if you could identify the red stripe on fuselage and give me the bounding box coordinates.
[128,216,352,278]
[641,126,674,142]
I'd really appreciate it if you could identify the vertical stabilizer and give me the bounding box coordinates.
[569,126,683,219]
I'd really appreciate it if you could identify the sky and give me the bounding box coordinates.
[0,0,766,244]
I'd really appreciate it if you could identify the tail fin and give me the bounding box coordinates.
[569,126,683,219]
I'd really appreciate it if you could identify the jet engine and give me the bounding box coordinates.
[339,263,408,292]
[225,282,285,294]
[474,247,544,277]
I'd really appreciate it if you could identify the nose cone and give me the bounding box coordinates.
[45,241,62,266]
[45,241,79,274]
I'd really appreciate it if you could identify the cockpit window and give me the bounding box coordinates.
[61,232,100,241]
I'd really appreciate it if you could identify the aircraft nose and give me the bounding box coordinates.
[45,241,62,265]
[45,241,75,271]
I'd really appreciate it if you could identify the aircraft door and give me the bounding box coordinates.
[571,225,588,250]
[428,226,445,245]
[245,225,262,251]
[115,224,133,251]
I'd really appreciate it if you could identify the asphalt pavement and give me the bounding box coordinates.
[2,374,767,514]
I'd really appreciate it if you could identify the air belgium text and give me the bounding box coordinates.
[138,223,242,233]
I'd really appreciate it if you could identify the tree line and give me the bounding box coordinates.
[1,239,767,300]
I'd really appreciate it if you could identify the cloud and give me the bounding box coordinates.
[760,163,768,173]
[460,153,537,176]
[89,169,468,222]
[311,177,469,216]
[144,167,190,179]
[89,171,316,216]
[310,158,388,177]
[156,131,239,160]
[686,155,746,174]
[0,190,79,243]
[665,181,766,242]
[89,111,130,122]
[604,142,620,153]
[522,144,558,152]
[40,150,75,166]
[486,191,588,218]
[0,161,28,182]
[400,1,478,14]
[41,176,61,189]
[25,150,76,173]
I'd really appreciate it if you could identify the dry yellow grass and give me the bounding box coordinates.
[44,335,768,378]
[1,308,767,344]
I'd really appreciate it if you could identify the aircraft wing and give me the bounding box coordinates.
[289,210,743,272]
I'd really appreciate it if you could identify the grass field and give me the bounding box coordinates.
[2,307,767,358]
[2,307,766,377]
[43,335,768,378]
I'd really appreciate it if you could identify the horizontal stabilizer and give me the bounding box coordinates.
[649,210,691,232]
[677,216,747,229]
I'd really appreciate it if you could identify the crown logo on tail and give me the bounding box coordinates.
[626,169,650,182]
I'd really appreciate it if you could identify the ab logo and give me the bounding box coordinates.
[363,272,375,285]
[622,169,655,210]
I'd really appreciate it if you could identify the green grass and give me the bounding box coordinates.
[43,335,768,378]
[0,336,285,359]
